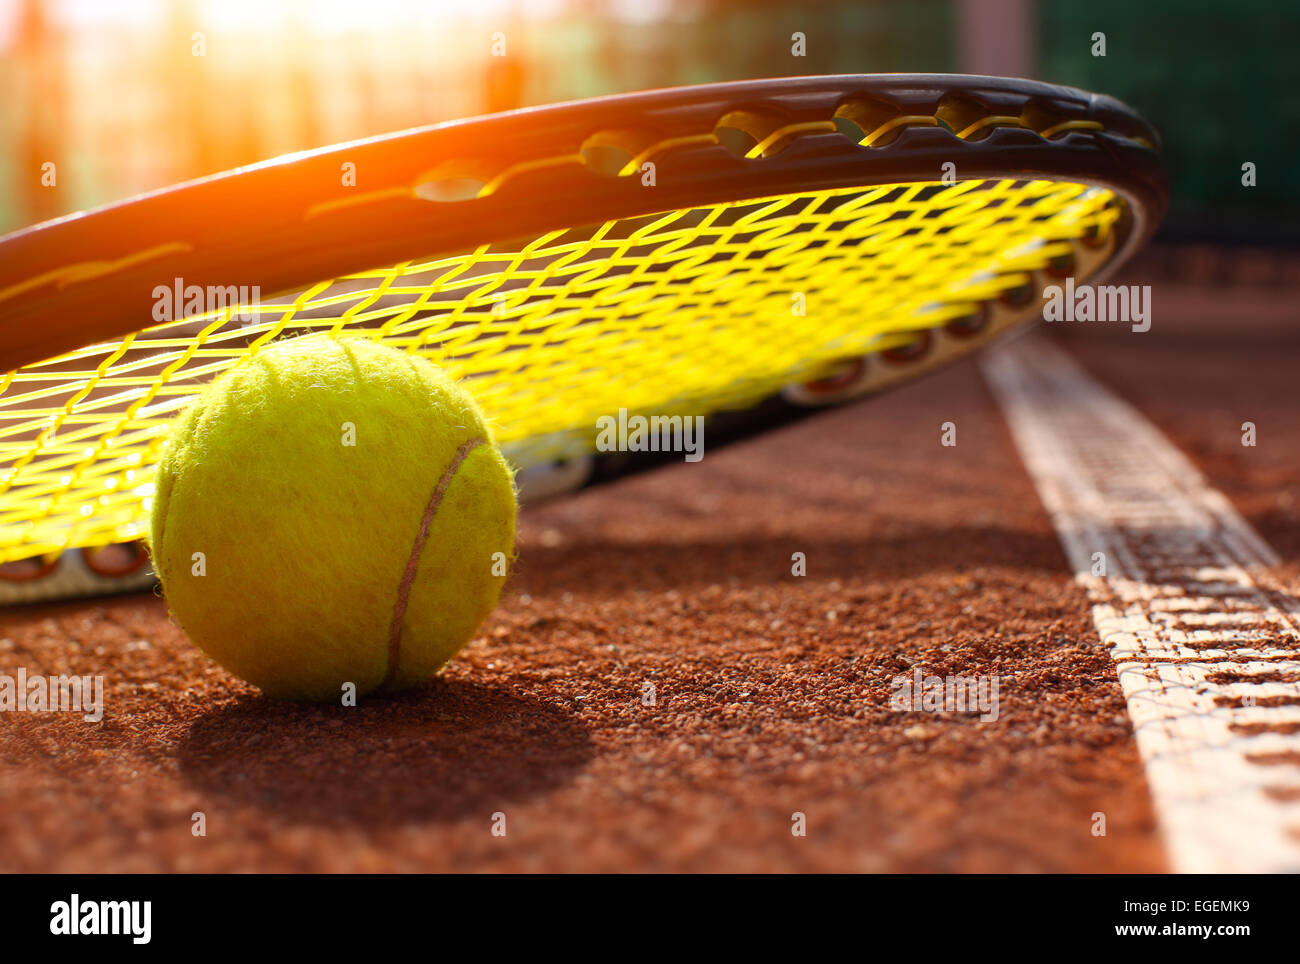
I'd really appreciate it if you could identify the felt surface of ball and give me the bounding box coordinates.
[149,335,517,701]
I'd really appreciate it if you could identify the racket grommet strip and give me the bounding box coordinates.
[0,553,62,582]
[880,330,933,364]
[81,541,152,578]
[797,357,869,395]
[943,304,991,339]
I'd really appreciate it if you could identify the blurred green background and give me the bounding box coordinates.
[0,0,1294,243]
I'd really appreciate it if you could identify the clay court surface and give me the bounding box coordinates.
[0,268,1294,873]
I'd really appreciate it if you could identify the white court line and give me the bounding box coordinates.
[982,334,1300,873]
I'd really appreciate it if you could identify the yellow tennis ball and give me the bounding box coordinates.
[149,335,516,701]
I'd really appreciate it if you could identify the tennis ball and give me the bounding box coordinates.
[149,335,516,701]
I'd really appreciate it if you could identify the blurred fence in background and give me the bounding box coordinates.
[1037,0,1300,245]
[0,0,1293,244]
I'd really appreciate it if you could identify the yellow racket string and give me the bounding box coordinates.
[0,178,1120,562]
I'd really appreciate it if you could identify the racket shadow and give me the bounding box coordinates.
[176,678,592,828]
[511,526,1071,594]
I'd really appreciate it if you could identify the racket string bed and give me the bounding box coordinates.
[0,179,1120,564]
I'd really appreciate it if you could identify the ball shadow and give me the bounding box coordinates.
[177,677,592,828]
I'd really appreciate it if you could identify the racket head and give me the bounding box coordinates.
[0,73,1166,575]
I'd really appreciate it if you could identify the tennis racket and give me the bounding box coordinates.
[0,74,1166,603]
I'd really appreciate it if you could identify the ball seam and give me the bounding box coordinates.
[382,435,487,690]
